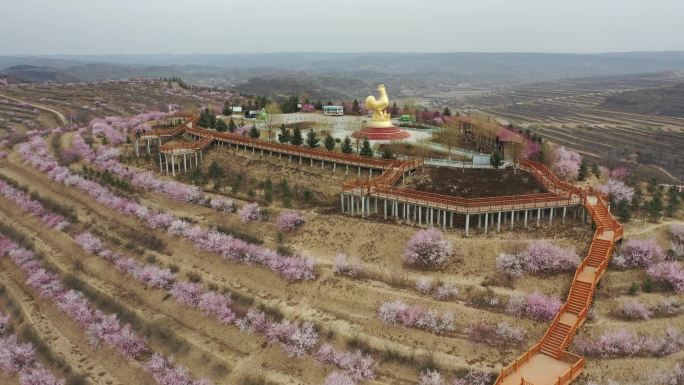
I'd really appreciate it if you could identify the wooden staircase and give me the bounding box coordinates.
[494,162,624,385]
[540,321,572,358]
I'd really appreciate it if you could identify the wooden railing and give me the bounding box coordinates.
[553,353,584,385]
[494,161,621,385]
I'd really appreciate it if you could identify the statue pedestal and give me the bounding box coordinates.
[352,121,410,141]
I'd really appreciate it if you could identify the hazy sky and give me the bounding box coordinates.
[2,0,683,55]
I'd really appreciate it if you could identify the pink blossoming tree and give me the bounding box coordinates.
[377,300,454,335]
[551,146,582,181]
[506,291,562,321]
[597,179,635,203]
[497,241,579,277]
[333,254,364,278]
[647,262,684,293]
[613,238,664,268]
[239,202,263,223]
[403,228,454,268]
[277,211,306,232]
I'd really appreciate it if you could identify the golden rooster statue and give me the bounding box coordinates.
[365,84,391,123]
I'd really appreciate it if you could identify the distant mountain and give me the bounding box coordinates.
[3,52,684,98]
[0,65,79,83]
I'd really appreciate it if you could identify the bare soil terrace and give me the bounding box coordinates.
[404,167,545,198]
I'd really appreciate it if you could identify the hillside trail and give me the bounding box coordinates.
[652,165,681,183]
[625,219,683,236]
[0,92,67,125]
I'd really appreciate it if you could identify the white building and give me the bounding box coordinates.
[323,105,343,116]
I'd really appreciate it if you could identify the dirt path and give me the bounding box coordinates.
[624,220,683,236]
[0,93,67,126]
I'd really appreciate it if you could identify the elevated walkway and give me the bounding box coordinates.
[154,114,415,177]
[340,158,583,220]
[494,166,624,385]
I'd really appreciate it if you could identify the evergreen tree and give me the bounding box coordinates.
[381,146,394,159]
[249,124,260,139]
[340,136,354,154]
[280,95,300,113]
[215,119,228,132]
[290,127,303,146]
[315,100,323,110]
[360,139,374,157]
[591,163,600,178]
[666,185,681,217]
[278,123,291,144]
[578,160,588,181]
[324,134,335,151]
[208,160,224,179]
[228,118,236,132]
[189,168,205,186]
[390,102,400,116]
[442,107,452,116]
[490,151,503,169]
[631,182,643,216]
[198,108,216,128]
[305,129,320,148]
[537,148,546,164]
[352,99,360,114]
[647,191,663,221]
[222,103,232,116]
[617,199,632,222]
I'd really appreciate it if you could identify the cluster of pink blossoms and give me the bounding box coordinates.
[144,354,211,385]
[496,240,579,277]
[551,146,582,181]
[464,321,526,347]
[506,291,562,321]
[416,368,492,385]
[573,328,684,358]
[238,202,263,223]
[619,300,652,320]
[0,179,69,230]
[315,343,375,381]
[414,278,459,301]
[596,178,635,203]
[403,228,454,268]
[235,308,319,358]
[276,211,306,232]
[333,254,364,278]
[71,130,96,162]
[613,238,664,268]
[0,310,64,385]
[647,261,684,293]
[377,300,454,335]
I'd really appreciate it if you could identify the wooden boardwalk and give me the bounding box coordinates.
[494,186,623,385]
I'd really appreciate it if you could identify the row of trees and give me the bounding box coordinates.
[276,124,375,157]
